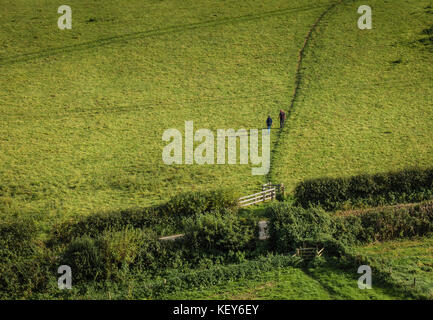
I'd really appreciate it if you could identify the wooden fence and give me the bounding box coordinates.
[238,182,283,207]
[238,188,276,207]
[293,247,324,260]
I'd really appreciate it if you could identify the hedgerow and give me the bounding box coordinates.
[266,203,335,252]
[0,219,52,299]
[294,167,433,211]
[59,228,178,282]
[333,201,433,245]
[50,189,239,246]
[182,210,256,255]
[267,201,433,252]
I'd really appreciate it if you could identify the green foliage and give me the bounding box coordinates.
[333,202,433,245]
[267,201,433,254]
[98,227,149,279]
[266,203,334,252]
[60,228,184,282]
[50,206,164,246]
[0,220,51,299]
[50,189,237,246]
[61,236,106,283]
[182,210,255,254]
[131,254,302,299]
[161,189,239,218]
[294,168,433,211]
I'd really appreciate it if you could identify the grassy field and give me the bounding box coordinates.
[271,0,433,192]
[0,0,337,226]
[2,1,431,223]
[354,235,433,299]
[159,264,409,300]
[1,0,432,301]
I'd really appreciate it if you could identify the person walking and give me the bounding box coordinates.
[266,115,272,134]
[279,109,286,129]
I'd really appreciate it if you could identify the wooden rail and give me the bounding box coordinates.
[238,188,276,207]
[292,247,324,260]
[238,182,283,207]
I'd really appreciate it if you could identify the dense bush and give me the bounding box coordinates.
[267,201,433,254]
[333,202,433,245]
[162,189,239,217]
[50,189,238,246]
[98,227,150,279]
[266,203,334,252]
[294,167,433,211]
[60,227,181,282]
[51,206,164,246]
[182,210,255,254]
[131,254,302,299]
[58,206,257,283]
[0,220,51,299]
[61,236,106,283]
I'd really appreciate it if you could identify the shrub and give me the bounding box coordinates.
[60,236,106,283]
[333,201,433,245]
[59,227,189,282]
[97,226,149,279]
[294,167,433,211]
[99,227,183,276]
[162,189,239,218]
[50,206,164,246]
[182,210,255,255]
[131,254,302,299]
[267,201,433,255]
[50,189,238,246]
[0,219,51,299]
[266,203,334,252]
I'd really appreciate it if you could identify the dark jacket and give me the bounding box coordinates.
[279,111,286,120]
[266,117,272,127]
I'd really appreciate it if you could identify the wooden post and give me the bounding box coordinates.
[281,183,285,199]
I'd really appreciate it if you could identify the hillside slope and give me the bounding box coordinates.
[271,0,433,191]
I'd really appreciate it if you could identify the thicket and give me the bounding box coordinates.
[294,167,433,211]
[59,212,259,284]
[54,189,257,285]
[267,201,433,252]
[1,189,246,297]
[4,183,433,299]
[42,254,302,299]
[50,189,239,245]
[182,210,257,255]
[60,228,181,282]
[0,219,52,299]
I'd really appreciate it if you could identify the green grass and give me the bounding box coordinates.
[2,0,432,300]
[271,0,433,192]
[0,0,337,227]
[354,235,433,299]
[159,264,409,300]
